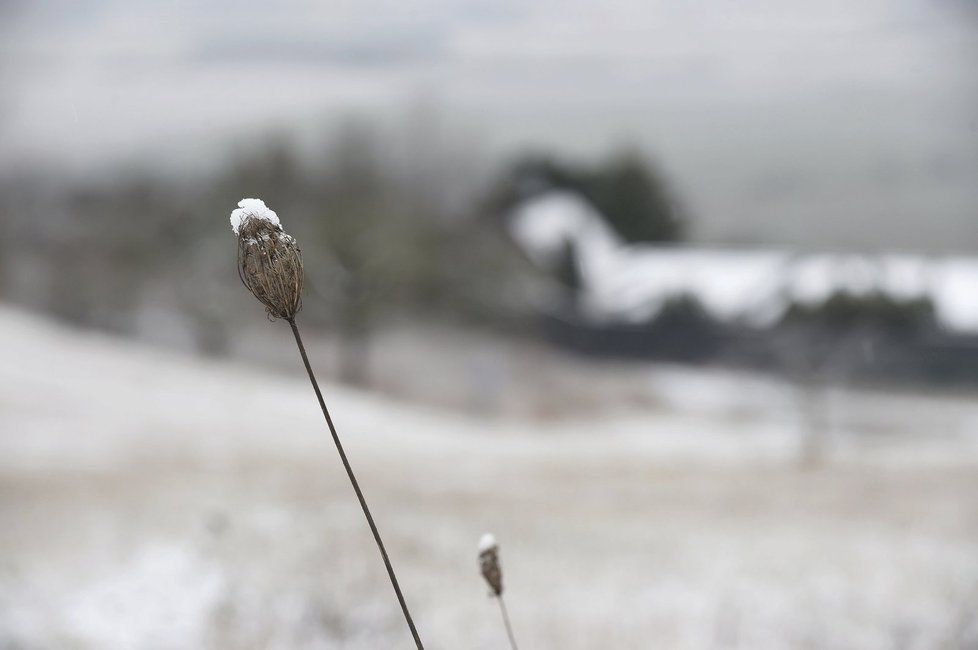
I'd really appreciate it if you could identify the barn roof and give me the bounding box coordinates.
[508,190,978,332]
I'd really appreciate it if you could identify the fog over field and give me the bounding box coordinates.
[2,0,976,250]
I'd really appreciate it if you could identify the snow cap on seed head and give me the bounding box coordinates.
[478,533,498,553]
[231,197,303,321]
[230,198,280,234]
[478,532,503,596]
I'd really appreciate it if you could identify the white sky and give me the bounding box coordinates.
[1,0,976,249]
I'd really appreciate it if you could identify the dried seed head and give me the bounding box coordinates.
[232,198,303,321]
[478,533,503,597]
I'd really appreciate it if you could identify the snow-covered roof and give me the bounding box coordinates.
[508,191,978,332]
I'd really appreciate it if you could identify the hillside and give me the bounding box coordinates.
[1,306,977,649]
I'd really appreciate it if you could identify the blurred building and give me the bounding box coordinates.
[509,190,978,384]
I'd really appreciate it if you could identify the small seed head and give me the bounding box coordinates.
[233,200,303,321]
[479,534,503,597]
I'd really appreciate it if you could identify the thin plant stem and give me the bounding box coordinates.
[288,318,425,650]
[498,595,519,650]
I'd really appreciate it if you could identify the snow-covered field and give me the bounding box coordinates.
[2,305,978,649]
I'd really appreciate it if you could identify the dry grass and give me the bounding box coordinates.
[2,306,978,649]
[3,451,978,649]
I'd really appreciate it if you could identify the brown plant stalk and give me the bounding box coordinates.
[232,199,425,650]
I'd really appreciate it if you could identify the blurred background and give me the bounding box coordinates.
[1,1,978,648]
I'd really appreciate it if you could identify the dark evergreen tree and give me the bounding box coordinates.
[588,152,685,243]
[495,151,687,244]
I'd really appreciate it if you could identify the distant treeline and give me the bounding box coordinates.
[0,123,546,382]
[0,118,700,382]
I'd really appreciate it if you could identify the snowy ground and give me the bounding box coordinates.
[2,305,978,649]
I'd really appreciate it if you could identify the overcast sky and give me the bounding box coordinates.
[2,0,976,250]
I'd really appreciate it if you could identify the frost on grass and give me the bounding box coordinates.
[230,198,280,235]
